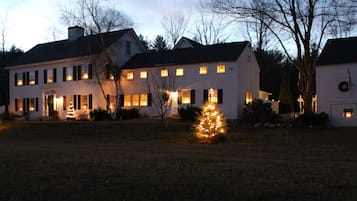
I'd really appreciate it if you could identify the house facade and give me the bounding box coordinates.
[6,27,146,120]
[6,27,260,120]
[316,37,357,127]
[121,40,260,120]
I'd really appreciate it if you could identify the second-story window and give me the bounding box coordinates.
[29,72,37,85]
[217,65,226,74]
[126,72,134,80]
[81,64,92,80]
[15,73,24,86]
[44,69,57,84]
[140,71,147,79]
[176,68,184,76]
[161,69,168,77]
[199,66,208,75]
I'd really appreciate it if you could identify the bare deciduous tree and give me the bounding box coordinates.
[162,12,190,48]
[0,11,8,53]
[192,14,230,45]
[205,0,357,114]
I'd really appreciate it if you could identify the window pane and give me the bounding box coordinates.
[17,73,23,86]
[140,94,148,106]
[29,72,36,85]
[127,72,134,80]
[81,95,88,109]
[29,98,36,111]
[176,68,184,76]
[344,108,354,118]
[82,66,89,79]
[140,71,147,79]
[161,69,168,77]
[217,65,225,73]
[66,68,73,80]
[181,90,191,104]
[199,66,208,75]
[47,69,53,83]
[124,95,131,106]
[132,94,139,106]
[245,91,253,104]
[17,98,23,111]
[110,96,116,110]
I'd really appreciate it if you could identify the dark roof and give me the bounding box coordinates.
[123,41,249,69]
[317,36,357,66]
[8,29,133,67]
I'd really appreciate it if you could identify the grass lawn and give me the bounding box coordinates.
[0,120,357,201]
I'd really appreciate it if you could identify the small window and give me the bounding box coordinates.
[140,71,147,79]
[343,109,354,118]
[124,95,131,106]
[29,72,36,85]
[176,68,184,76]
[66,67,73,81]
[161,69,168,77]
[140,94,148,106]
[199,66,208,75]
[132,94,140,106]
[180,90,191,104]
[47,69,54,83]
[126,72,134,80]
[217,65,225,73]
[16,73,23,86]
[208,88,218,103]
[81,65,89,80]
[81,95,88,109]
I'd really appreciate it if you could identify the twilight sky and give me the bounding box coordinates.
[1,0,240,51]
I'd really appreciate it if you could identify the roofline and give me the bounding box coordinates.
[316,61,357,68]
[5,54,98,70]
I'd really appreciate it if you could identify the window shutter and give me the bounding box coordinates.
[73,66,77,80]
[89,94,93,110]
[77,95,81,110]
[35,98,39,111]
[63,96,66,110]
[15,73,18,86]
[63,67,66,82]
[44,70,47,84]
[148,93,152,106]
[53,68,57,83]
[35,71,38,84]
[73,95,77,109]
[218,89,223,104]
[119,95,124,107]
[190,90,196,104]
[26,98,30,112]
[77,65,82,80]
[23,72,27,85]
[203,89,208,102]
[15,99,18,111]
[88,64,93,79]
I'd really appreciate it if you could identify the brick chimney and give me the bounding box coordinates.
[68,26,84,41]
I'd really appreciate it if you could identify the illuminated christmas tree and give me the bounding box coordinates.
[66,101,76,120]
[194,102,227,143]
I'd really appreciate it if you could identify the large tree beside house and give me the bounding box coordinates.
[205,0,357,114]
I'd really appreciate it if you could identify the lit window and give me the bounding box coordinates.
[161,69,168,77]
[81,66,89,79]
[16,98,23,111]
[132,94,139,106]
[126,72,134,80]
[64,96,73,110]
[200,66,208,75]
[208,88,218,103]
[109,96,116,110]
[16,73,23,86]
[66,68,73,81]
[176,68,184,76]
[29,98,36,111]
[343,109,354,118]
[180,90,191,104]
[245,91,253,104]
[29,72,36,85]
[47,69,54,83]
[140,94,148,106]
[140,71,147,79]
[217,65,225,73]
[124,95,131,106]
[81,95,88,109]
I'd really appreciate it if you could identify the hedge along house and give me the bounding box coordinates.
[5,26,146,120]
[316,36,357,127]
[120,39,260,120]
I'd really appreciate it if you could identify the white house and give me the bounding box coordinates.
[6,26,146,120]
[6,27,260,120]
[120,39,260,120]
[316,36,357,127]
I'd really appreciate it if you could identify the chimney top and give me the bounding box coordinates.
[68,26,84,41]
